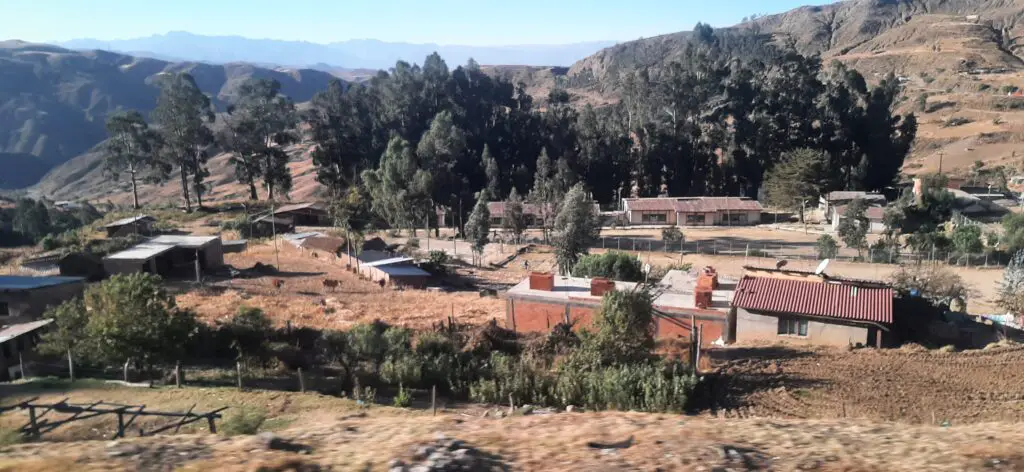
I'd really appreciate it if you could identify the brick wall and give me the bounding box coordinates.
[507,295,728,346]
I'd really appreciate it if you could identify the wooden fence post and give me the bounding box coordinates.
[27,405,37,437]
[174,362,181,388]
[236,362,243,390]
[298,367,305,393]
[116,410,125,438]
[207,414,217,434]
[431,385,437,416]
[123,359,130,383]
[19,352,25,380]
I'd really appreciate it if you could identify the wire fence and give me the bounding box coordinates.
[592,237,1007,268]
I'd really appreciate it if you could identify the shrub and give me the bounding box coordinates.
[424,250,452,275]
[661,226,684,244]
[868,239,900,264]
[393,383,412,408]
[816,235,839,259]
[406,238,420,249]
[648,263,693,282]
[572,252,644,281]
[221,407,266,436]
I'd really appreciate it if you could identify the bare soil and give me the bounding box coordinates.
[709,343,1024,425]
[175,241,505,330]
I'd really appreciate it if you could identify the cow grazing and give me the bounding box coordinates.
[322,279,340,291]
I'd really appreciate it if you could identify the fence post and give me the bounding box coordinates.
[617,238,621,250]
[632,239,636,251]
[236,362,243,390]
[175,362,181,388]
[985,252,989,267]
[432,385,437,416]
[123,359,130,383]
[27,406,38,437]
[67,350,75,383]
[207,415,217,434]
[298,367,305,393]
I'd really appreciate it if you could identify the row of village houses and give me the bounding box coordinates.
[4,253,1014,382]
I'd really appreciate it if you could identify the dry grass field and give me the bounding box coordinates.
[1,373,1024,471]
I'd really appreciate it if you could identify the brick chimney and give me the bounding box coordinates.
[529,272,555,291]
[697,266,719,290]
[590,277,615,297]
[694,287,713,309]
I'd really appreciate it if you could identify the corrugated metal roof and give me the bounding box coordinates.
[0,319,53,344]
[0,276,84,291]
[104,243,176,261]
[624,197,763,213]
[148,235,219,248]
[825,192,885,202]
[376,265,431,277]
[733,276,893,324]
[274,202,328,214]
[104,215,155,228]
[301,236,346,253]
[362,257,414,268]
[834,204,887,222]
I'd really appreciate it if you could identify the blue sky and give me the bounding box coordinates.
[10,0,833,45]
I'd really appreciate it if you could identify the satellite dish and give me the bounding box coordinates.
[814,259,831,275]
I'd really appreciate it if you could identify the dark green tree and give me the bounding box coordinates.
[104,111,165,209]
[362,136,433,234]
[763,148,827,223]
[151,73,214,211]
[837,198,869,258]
[464,191,491,265]
[38,299,89,382]
[225,79,299,200]
[552,183,600,274]
[503,188,527,244]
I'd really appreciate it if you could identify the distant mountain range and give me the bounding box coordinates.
[0,40,337,189]
[59,32,619,69]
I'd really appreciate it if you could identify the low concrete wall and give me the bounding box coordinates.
[734,308,871,347]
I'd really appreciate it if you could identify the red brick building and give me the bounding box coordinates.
[504,269,736,346]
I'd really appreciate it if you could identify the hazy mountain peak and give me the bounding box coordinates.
[58,33,619,69]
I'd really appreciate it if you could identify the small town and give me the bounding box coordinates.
[3,0,1024,470]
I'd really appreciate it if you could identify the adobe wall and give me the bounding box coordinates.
[734,308,871,347]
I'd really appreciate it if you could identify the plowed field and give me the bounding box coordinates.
[709,344,1024,425]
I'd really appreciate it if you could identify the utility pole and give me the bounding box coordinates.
[270,199,280,269]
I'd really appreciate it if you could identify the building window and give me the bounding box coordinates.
[685,214,706,225]
[727,213,747,224]
[777,317,808,337]
[0,301,8,316]
[642,213,668,223]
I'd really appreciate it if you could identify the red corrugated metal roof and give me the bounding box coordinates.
[733,276,893,324]
[624,197,763,213]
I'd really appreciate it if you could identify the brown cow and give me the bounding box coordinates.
[322,279,340,291]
